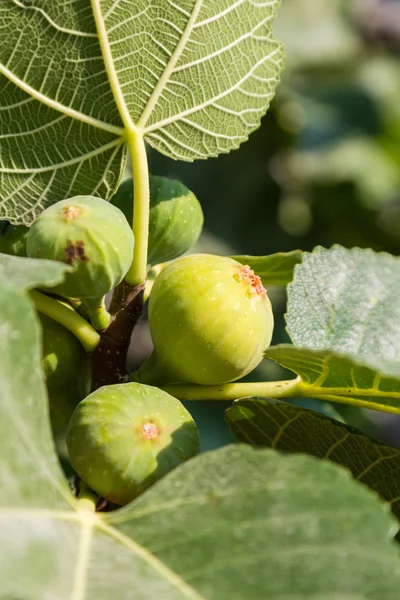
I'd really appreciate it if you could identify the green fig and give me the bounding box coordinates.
[0,221,29,257]
[40,314,91,434]
[134,254,274,385]
[66,383,200,505]
[27,196,134,329]
[111,175,203,266]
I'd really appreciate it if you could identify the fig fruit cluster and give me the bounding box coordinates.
[2,176,276,508]
[134,254,274,385]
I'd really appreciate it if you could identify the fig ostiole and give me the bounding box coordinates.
[40,314,91,434]
[66,383,200,505]
[26,196,134,317]
[0,221,29,257]
[111,175,204,267]
[133,254,274,386]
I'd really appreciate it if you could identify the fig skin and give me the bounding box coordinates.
[66,383,200,505]
[134,254,274,385]
[0,221,29,257]
[40,314,91,433]
[26,196,134,300]
[111,176,203,266]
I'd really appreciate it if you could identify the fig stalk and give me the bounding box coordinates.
[76,482,99,513]
[30,290,100,353]
[81,295,111,331]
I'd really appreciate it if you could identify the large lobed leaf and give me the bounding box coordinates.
[227,397,400,521]
[0,0,284,224]
[2,253,400,598]
[266,246,400,414]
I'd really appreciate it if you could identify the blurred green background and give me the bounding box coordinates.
[137,0,400,450]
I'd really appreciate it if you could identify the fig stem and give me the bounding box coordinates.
[125,131,150,286]
[160,377,303,401]
[82,296,111,331]
[77,482,99,513]
[29,290,100,353]
[91,281,145,390]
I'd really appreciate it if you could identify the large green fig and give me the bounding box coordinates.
[40,314,91,433]
[66,383,200,505]
[27,196,134,325]
[111,176,203,266]
[134,254,274,385]
[0,221,29,257]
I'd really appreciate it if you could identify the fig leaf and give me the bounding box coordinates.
[0,1,283,224]
[227,397,400,521]
[265,246,400,415]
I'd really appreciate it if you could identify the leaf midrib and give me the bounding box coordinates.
[0,506,204,600]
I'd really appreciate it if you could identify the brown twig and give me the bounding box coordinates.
[90,280,145,390]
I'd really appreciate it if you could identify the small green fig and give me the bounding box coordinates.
[66,383,200,505]
[26,196,134,321]
[134,254,274,385]
[111,176,203,266]
[40,314,91,433]
[0,221,29,257]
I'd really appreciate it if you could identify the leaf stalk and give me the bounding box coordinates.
[29,290,100,353]
[125,131,150,286]
[161,377,303,401]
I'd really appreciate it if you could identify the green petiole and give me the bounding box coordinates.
[161,378,302,402]
[124,131,150,287]
[29,290,100,353]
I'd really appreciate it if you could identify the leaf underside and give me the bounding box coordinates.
[227,397,400,521]
[266,246,400,414]
[0,0,284,224]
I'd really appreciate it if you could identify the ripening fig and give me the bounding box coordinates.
[134,254,274,385]
[0,221,29,257]
[40,314,91,434]
[27,196,134,329]
[111,176,203,266]
[66,383,200,505]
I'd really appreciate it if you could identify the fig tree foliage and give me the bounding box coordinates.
[2,1,400,600]
[0,0,284,224]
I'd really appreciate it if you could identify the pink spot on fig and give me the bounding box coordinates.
[141,422,160,440]
[234,265,267,298]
